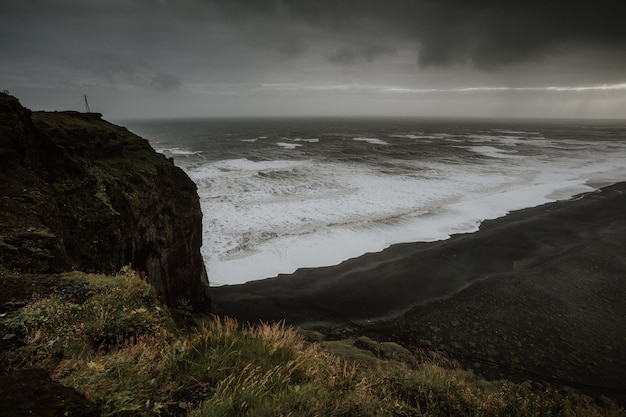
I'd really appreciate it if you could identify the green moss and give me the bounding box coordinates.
[4,268,174,361]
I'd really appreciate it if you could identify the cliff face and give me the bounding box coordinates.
[0,93,210,312]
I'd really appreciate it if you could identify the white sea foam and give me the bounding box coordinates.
[354,137,389,145]
[466,134,525,142]
[389,133,433,140]
[157,147,202,156]
[493,129,541,135]
[132,120,626,286]
[191,151,624,285]
[293,138,320,143]
[276,142,303,149]
[464,146,522,158]
[240,135,268,143]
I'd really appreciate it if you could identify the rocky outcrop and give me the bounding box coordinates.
[0,93,210,312]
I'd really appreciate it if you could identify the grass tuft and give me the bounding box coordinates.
[1,270,623,417]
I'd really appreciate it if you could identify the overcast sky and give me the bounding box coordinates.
[1,0,625,119]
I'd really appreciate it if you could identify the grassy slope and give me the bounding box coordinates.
[0,270,623,417]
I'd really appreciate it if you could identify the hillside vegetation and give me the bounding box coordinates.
[1,269,622,416]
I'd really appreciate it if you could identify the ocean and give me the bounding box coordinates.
[122,118,626,286]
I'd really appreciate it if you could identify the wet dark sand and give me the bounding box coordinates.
[211,182,626,402]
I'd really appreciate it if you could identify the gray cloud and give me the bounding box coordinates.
[151,73,182,91]
[1,0,625,118]
[212,0,626,69]
[74,55,142,86]
[4,1,624,71]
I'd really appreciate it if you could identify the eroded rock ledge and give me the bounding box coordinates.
[0,93,210,312]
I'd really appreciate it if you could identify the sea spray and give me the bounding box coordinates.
[124,118,626,285]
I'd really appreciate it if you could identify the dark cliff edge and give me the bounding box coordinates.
[0,93,210,312]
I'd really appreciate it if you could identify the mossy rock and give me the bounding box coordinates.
[353,336,416,364]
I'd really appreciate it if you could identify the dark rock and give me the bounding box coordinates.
[0,368,98,417]
[0,93,210,312]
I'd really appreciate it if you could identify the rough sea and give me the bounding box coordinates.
[123,118,626,286]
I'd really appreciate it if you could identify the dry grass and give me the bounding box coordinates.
[1,269,623,417]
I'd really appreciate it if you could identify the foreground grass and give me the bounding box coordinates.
[1,269,623,416]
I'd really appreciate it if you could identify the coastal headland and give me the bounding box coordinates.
[0,93,210,312]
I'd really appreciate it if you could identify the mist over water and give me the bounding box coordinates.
[124,118,626,286]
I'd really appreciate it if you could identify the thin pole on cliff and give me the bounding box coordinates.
[84,94,91,113]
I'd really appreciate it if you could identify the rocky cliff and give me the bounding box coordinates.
[0,93,210,312]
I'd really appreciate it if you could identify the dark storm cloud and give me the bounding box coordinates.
[70,54,142,86]
[211,0,626,69]
[1,0,625,118]
[0,1,193,89]
[3,0,624,72]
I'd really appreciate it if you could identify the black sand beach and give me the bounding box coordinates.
[211,182,626,401]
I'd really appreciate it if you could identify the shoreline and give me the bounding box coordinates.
[211,181,626,401]
[211,181,626,326]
